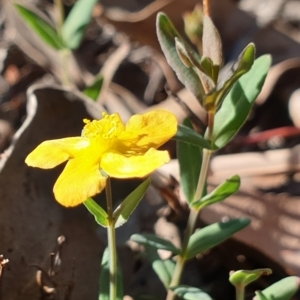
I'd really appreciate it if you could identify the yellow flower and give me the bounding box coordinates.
[25,110,177,207]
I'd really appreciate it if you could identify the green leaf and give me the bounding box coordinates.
[222,43,256,88]
[202,15,222,68]
[99,247,123,300]
[177,119,202,204]
[211,54,271,149]
[254,276,300,300]
[175,125,211,149]
[144,245,175,289]
[199,56,215,83]
[83,76,104,101]
[185,218,250,259]
[204,43,255,111]
[175,39,216,95]
[175,38,215,93]
[229,269,272,288]
[62,0,98,49]
[131,233,180,255]
[113,179,150,228]
[255,291,268,300]
[156,13,204,101]
[191,175,240,209]
[201,15,222,85]
[14,4,65,50]
[83,198,108,227]
[170,285,213,300]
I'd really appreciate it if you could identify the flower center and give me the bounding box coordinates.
[82,112,121,140]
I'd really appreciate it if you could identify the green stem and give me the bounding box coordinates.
[59,48,71,87]
[54,0,64,36]
[193,148,212,202]
[236,286,245,300]
[106,177,117,300]
[166,112,215,300]
[166,208,199,300]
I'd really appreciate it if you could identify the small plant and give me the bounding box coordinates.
[130,2,299,300]
[19,0,300,300]
[25,110,178,300]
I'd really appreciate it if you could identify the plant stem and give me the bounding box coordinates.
[194,148,212,202]
[106,177,117,300]
[166,110,215,300]
[59,49,71,87]
[166,148,212,300]
[54,0,71,86]
[54,0,64,36]
[203,0,210,16]
[236,286,245,300]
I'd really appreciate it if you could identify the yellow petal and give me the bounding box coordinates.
[25,137,89,169]
[101,148,170,178]
[118,110,177,150]
[54,156,106,207]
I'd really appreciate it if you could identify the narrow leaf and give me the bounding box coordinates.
[186,218,250,259]
[174,36,218,95]
[83,198,108,227]
[191,175,240,209]
[204,43,255,111]
[254,276,300,300]
[14,4,65,50]
[223,43,256,87]
[202,15,222,68]
[99,248,123,300]
[175,37,215,91]
[178,119,202,204]
[113,179,150,228]
[144,245,175,289]
[83,76,104,101]
[211,54,271,149]
[62,0,98,49]
[171,285,213,300]
[156,13,204,101]
[131,234,180,255]
[175,124,211,149]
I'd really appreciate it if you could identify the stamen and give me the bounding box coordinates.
[82,113,120,140]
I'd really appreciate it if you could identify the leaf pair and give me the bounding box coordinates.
[15,0,98,51]
[131,217,250,286]
[84,179,150,228]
